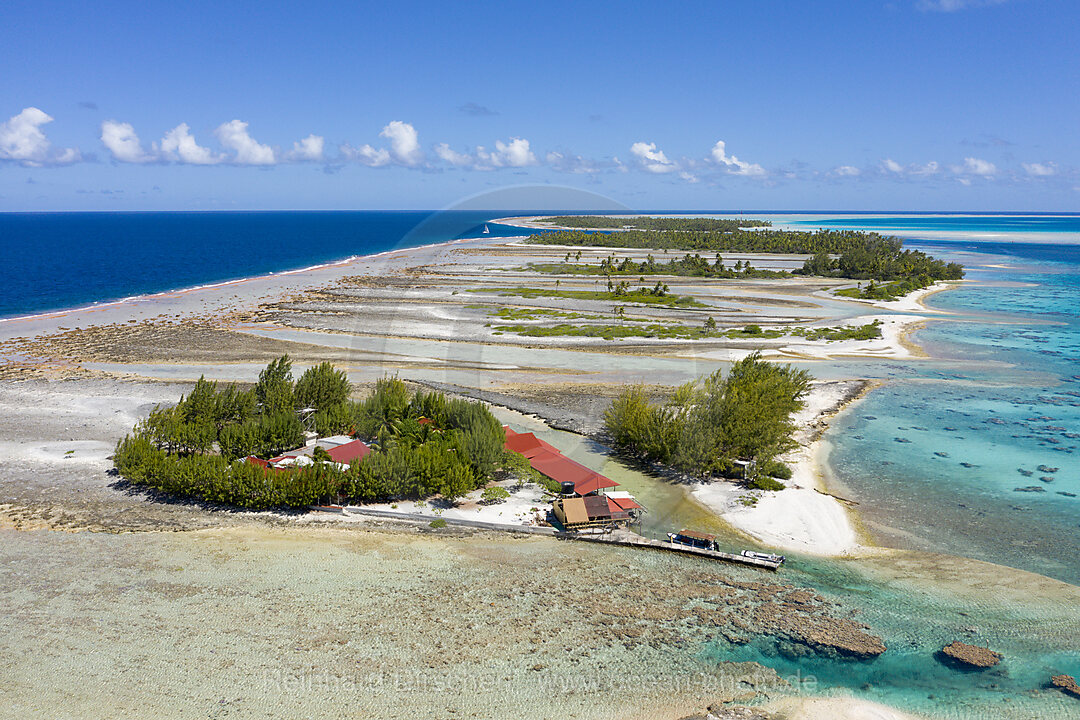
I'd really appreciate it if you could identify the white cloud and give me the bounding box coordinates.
[477,137,537,168]
[52,147,81,164]
[101,120,154,163]
[434,143,473,166]
[630,141,677,174]
[882,158,939,177]
[882,158,904,174]
[288,134,324,162]
[911,161,940,176]
[679,171,699,183]
[214,119,275,165]
[709,140,766,177]
[545,151,615,174]
[917,0,1008,11]
[380,121,423,166]
[158,123,222,164]
[1022,162,1056,177]
[1,107,79,166]
[339,143,391,167]
[954,156,996,176]
[833,165,861,177]
[435,137,538,170]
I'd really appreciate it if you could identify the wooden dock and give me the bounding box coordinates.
[564,529,784,570]
[314,506,783,571]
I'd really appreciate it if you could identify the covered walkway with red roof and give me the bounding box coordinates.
[503,426,622,498]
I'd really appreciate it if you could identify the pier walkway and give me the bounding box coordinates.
[313,506,783,571]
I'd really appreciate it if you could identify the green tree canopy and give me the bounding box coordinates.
[603,353,811,480]
[256,355,294,415]
[295,361,352,411]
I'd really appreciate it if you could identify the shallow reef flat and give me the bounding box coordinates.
[0,525,878,720]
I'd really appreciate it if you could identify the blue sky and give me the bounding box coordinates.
[1,0,1077,211]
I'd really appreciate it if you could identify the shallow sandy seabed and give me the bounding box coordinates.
[0,524,869,720]
[766,696,923,720]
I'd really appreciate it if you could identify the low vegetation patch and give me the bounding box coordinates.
[469,285,706,308]
[491,319,882,343]
[480,486,511,504]
[835,278,941,301]
[534,215,770,232]
[527,252,790,279]
[793,320,882,341]
[481,306,628,322]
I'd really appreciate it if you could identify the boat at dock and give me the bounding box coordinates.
[667,529,720,552]
[667,529,786,567]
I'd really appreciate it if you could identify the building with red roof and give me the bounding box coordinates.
[326,439,370,464]
[503,429,561,458]
[503,425,644,528]
[266,435,371,469]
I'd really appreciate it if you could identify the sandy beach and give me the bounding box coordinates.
[692,380,869,556]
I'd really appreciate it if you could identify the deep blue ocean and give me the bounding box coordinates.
[0,211,535,319]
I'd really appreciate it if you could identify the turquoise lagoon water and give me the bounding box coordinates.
[708,216,1080,717]
[822,237,1080,585]
[705,552,1080,719]
[530,217,1080,717]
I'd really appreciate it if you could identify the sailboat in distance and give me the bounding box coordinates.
[482,224,490,234]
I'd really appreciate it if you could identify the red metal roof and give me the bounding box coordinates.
[504,431,561,458]
[529,452,596,485]
[245,456,270,468]
[327,439,370,464]
[575,473,620,495]
[503,426,621,497]
[609,496,643,511]
[583,495,613,519]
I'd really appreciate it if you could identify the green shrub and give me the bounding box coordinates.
[256,355,295,415]
[314,402,353,437]
[429,518,448,529]
[481,486,511,504]
[750,475,786,491]
[761,460,793,480]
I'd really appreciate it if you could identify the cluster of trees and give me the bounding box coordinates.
[133,357,351,461]
[798,243,963,284]
[113,359,511,509]
[477,286,704,308]
[537,216,770,232]
[533,253,788,279]
[606,278,670,297]
[529,226,963,292]
[529,228,910,255]
[602,353,811,487]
